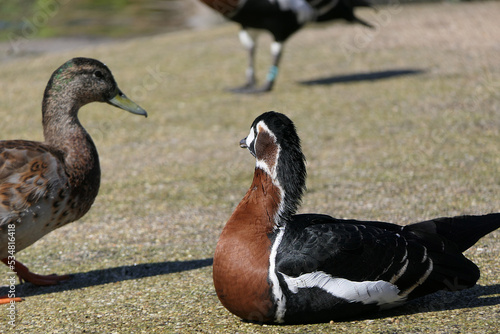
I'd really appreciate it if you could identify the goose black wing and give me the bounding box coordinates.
[275,213,482,300]
[275,214,426,288]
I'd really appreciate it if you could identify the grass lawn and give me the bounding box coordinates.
[1,1,499,332]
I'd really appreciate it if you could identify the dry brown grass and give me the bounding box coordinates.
[1,1,499,332]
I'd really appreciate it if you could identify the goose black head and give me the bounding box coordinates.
[241,111,307,221]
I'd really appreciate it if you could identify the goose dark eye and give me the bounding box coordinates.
[93,70,104,79]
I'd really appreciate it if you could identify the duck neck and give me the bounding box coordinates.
[250,167,284,231]
[41,90,100,195]
[223,168,282,235]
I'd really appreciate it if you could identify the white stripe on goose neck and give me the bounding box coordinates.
[269,226,287,323]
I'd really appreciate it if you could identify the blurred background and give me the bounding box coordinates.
[0,0,218,40]
[0,0,466,61]
[0,0,460,53]
[0,0,456,41]
[0,0,224,61]
[1,0,499,332]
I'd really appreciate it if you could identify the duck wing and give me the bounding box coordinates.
[0,140,67,228]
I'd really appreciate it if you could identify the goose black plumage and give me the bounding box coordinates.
[0,58,147,304]
[212,111,500,324]
[199,0,372,93]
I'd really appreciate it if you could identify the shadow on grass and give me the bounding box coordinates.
[1,258,213,298]
[299,69,425,86]
[241,284,500,325]
[352,284,500,322]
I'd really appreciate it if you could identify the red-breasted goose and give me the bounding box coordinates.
[213,111,500,323]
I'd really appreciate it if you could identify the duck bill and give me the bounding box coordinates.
[239,138,248,148]
[240,137,256,157]
[108,89,148,117]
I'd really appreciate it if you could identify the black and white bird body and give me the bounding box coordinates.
[212,111,500,324]
[199,0,372,93]
[273,213,498,323]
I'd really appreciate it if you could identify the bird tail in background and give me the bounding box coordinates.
[314,0,374,27]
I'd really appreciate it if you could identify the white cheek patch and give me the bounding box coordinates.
[245,127,256,148]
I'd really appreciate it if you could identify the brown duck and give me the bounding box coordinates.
[0,57,147,303]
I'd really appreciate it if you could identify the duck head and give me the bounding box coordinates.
[240,111,307,222]
[43,57,147,117]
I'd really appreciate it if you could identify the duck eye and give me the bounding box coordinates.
[93,70,104,79]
